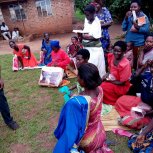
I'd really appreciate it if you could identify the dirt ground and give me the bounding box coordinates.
[0,23,123,55]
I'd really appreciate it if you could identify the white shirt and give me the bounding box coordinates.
[83,16,102,39]
[1,25,9,32]
[12,31,19,39]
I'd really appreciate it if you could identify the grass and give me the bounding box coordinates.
[0,54,132,153]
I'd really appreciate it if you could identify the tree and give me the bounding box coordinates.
[75,0,91,13]
[108,0,153,20]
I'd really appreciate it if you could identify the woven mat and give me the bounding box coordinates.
[102,107,130,131]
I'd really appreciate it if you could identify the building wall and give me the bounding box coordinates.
[1,0,73,35]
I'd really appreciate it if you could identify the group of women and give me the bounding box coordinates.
[53,0,153,153]
[8,0,153,152]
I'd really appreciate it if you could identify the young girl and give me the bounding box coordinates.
[124,42,134,68]
[53,63,112,153]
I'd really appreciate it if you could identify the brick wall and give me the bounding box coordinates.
[1,0,73,35]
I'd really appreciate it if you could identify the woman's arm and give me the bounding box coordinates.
[122,11,132,31]
[135,60,152,77]
[101,21,112,28]
[106,80,125,85]
[24,45,31,59]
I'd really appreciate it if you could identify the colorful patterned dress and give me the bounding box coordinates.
[96,7,112,50]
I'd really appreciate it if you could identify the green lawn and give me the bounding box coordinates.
[0,54,132,153]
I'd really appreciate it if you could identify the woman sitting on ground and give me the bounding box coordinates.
[67,48,90,77]
[53,63,113,153]
[47,40,70,70]
[101,41,131,105]
[12,27,23,42]
[39,32,52,66]
[137,34,153,69]
[9,40,38,69]
[115,61,153,129]
[67,36,83,58]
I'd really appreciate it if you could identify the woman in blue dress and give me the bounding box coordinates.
[39,32,52,65]
[92,0,113,51]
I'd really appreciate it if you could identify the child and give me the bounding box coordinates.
[67,36,83,58]
[47,40,70,70]
[12,27,23,42]
[124,42,134,68]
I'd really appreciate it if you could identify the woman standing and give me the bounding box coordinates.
[53,63,112,153]
[122,0,150,69]
[101,41,131,105]
[9,41,38,69]
[79,5,106,78]
[92,0,113,51]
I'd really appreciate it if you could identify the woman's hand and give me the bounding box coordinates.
[125,11,132,19]
[135,134,145,148]
[102,73,109,81]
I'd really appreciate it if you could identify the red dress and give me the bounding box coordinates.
[13,44,38,67]
[101,53,131,105]
[47,49,70,70]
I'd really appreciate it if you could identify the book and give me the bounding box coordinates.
[137,16,146,26]
[72,30,88,34]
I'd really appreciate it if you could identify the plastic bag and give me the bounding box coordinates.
[12,55,19,71]
[131,102,152,119]
[38,66,64,87]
